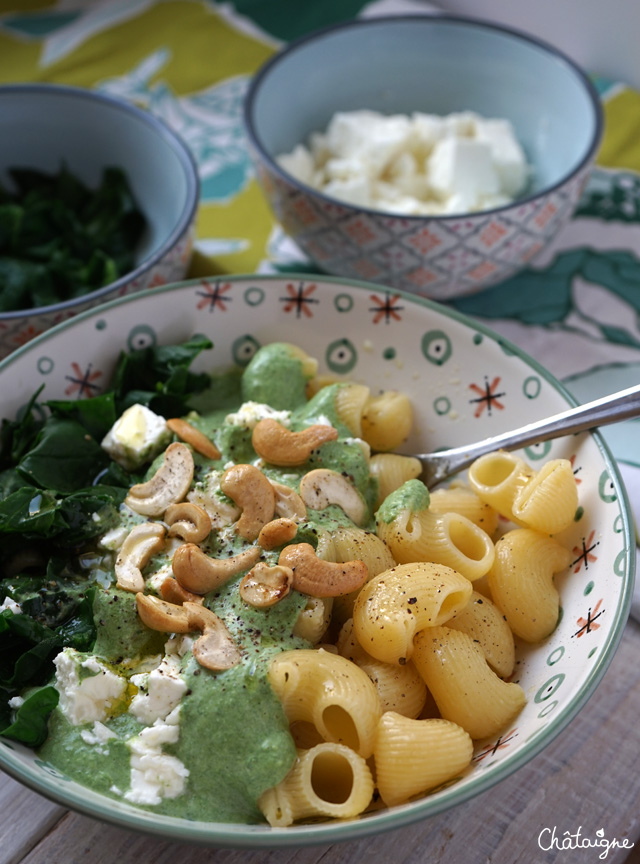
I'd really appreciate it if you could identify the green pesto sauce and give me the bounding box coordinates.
[37,343,380,824]
[376,478,431,524]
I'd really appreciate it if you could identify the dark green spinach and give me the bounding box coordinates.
[0,164,146,311]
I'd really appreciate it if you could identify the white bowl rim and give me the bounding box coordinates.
[0,273,634,848]
[0,82,200,321]
[244,13,604,224]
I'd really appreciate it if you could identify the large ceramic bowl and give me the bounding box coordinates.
[0,275,633,847]
[0,84,199,360]
[244,15,603,300]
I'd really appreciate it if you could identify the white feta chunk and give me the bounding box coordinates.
[129,654,187,725]
[101,404,171,470]
[225,401,291,430]
[428,137,500,210]
[0,597,21,615]
[54,648,127,726]
[277,143,316,185]
[125,711,189,805]
[475,117,529,197]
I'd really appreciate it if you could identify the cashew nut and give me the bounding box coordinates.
[258,517,298,550]
[239,563,294,607]
[270,480,307,521]
[252,419,338,466]
[172,542,261,594]
[159,575,204,606]
[278,542,368,598]
[183,601,242,670]
[135,594,241,670]
[115,522,166,592]
[167,417,221,460]
[164,502,212,544]
[299,468,368,526]
[135,591,191,632]
[126,442,194,517]
[220,464,276,541]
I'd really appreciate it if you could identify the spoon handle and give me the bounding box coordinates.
[417,382,640,488]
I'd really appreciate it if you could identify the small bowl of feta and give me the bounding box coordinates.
[244,15,603,300]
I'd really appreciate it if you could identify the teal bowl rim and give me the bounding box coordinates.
[244,14,604,223]
[0,273,634,847]
[0,82,200,321]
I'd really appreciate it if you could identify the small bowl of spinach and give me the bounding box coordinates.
[0,83,199,359]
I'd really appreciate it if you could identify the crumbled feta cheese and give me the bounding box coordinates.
[101,404,171,470]
[99,524,129,552]
[125,708,189,805]
[0,597,21,615]
[8,695,24,710]
[54,648,127,726]
[225,401,291,430]
[129,654,187,725]
[80,720,118,746]
[277,109,530,216]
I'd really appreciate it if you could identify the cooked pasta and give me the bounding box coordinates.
[337,619,427,718]
[374,713,473,807]
[412,626,526,740]
[488,528,572,641]
[361,391,413,452]
[352,562,472,665]
[467,451,577,534]
[293,596,333,644]
[259,742,374,826]
[333,383,370,436]
[330,526,397,623]
[376,481,495,582]
[268,649,382,758]
[446,590,516,678]
[369,453,423,508]
[428,485,499,536]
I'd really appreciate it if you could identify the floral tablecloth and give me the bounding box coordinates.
[1,0,639,615]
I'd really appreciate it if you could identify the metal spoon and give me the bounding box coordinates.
[416,383,640,489]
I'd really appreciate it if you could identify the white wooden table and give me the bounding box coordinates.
[2,617,638,864]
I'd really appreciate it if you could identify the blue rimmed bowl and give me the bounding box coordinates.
[0,83,199,360]
[0,274,633,847]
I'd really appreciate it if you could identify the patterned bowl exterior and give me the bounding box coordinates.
[254,157,591,301]
[0,225,194,361]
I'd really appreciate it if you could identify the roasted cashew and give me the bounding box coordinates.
[164,502,212,544]
[172,542,261,594]
[252,419,338,466]
[258,517,298,550]
[135,594,240,670]
[270,480,307,521]
[167,417,221,460]
[126,442,194,517]
[135,592,191,632]
[299,468,368,526]
[278,542,368,598]
[239,563,294,607]
[115,522,166,592]
[184,601,242,670]
[159,575,204,606]
[220,464,276,541]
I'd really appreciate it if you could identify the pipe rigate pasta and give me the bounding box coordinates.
[258,742,374,826]
[337,619,427,718]
[374,713,473,807]
[292,596,333,643]
[333,382,370,436]
[369,453,423,508]
[467,451,578,534]
[412,626,526,740]
[428,485,499,536]
[352,562,472,666]
[268,649,382,758]
[329,526,397,623]
[488,528,572,641]
[446,590,516,678]
[361,390,413,452]
[375,484,495,582]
